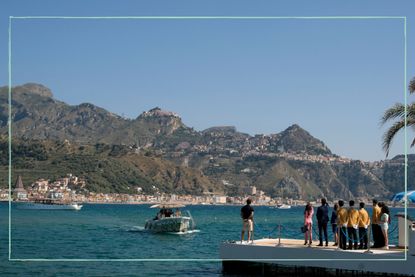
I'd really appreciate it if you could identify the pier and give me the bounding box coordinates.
[220,217,415,276]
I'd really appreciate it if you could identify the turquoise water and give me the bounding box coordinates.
[1,202,413,276]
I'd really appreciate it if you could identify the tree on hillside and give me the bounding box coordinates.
[381,77,415,157]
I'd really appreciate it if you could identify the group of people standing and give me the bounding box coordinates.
[304,198,390,250]
[239,198,391,250]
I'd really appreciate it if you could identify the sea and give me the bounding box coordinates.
[1,202,414,276]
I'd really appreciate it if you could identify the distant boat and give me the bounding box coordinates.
[276,183,291,209]
[276,204,291,209]
[145,203,194,233]
[17,199,83,210]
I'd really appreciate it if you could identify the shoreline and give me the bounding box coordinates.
[2,199,412,208]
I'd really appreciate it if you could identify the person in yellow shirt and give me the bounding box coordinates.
[371,199,382,248]
[347,200,359,250]
[337,200,348,250]
[358,202,370,249]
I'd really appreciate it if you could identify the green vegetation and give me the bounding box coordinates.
[381,76,415,157]
[0,137,220,195]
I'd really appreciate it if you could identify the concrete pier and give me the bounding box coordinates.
[220,238,414,276]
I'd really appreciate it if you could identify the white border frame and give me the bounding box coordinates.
[7,15,408,262]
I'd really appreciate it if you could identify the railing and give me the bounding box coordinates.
[249,220,399,251]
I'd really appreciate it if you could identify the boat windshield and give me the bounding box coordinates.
[154,207,182,220]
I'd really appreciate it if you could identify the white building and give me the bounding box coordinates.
[48,191,64,199]
[31,179,49,193]
[213,195,227,204]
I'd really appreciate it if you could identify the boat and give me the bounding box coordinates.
[144,203,194,233]
[275,183,291,209]
[276,203,291,209]
[17,198,83,210]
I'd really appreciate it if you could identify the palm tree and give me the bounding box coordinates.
[381,77,415,157]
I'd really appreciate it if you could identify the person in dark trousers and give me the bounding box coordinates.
[331,203,339,246]
[337,200,348,250]
[371,199,383,248]
[316,198,329,246]
[347,200,359,250]
[358,202,370,249]
[240,198,254,243]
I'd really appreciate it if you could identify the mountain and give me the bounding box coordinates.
[0,84,127,143]
[0,136,222,195]
[0,84,330,154]
[277,124,332,155]
[0,83,410,199]
[377,155,415,194]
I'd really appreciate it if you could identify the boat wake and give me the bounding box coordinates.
[166,229,201,235]
[124,225,200,235]
[125,225,146,232]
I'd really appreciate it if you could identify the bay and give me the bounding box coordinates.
[1,202,413,276]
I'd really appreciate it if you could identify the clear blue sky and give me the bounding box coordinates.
[1,0,415,161]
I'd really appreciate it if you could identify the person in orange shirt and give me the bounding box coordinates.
[371,199,382,248]
[347,200,359,250]
[337,200,348,250]
[358,202,370,249]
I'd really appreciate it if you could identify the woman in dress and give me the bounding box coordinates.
[304,202,314,245]
[380,205,390,250]
[331,203,339,246]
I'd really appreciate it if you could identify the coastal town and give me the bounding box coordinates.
[0,173,383,207]
[0,173,288,205]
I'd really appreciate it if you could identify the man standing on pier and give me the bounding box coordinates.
[241,198,254,243]
[316,198,329,246]
[358,202,370,249]
[371,199,382,248]
[337,200,348,250]
[347,200,359,250]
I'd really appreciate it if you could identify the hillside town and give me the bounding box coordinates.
[0,173,379,207]
[0,175,279,205]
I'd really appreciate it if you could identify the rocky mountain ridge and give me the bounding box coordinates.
[0,83,411,199]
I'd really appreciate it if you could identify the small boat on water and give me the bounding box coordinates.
[276,204,291,209]
[144,203,194,233]
[17,199,83,210]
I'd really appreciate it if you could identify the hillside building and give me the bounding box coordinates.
[13,175,28,200]
[244,186,257,196]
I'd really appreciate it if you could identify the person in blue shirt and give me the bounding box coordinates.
[316,198,329,246]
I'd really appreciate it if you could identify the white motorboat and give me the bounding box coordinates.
[17,199,83,210]
[276,204,291,209]
[144,203,194,233]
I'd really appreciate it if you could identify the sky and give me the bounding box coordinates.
[1,1,415,161]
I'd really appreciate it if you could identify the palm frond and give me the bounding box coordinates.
[409,77,415,94]
[382,76,415,156]
[381,103,406,125]
[382,120,405,157]
[408,119,415,148]
[383,118,415,157]
[408,117,415,127]
[409,103,415,118]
